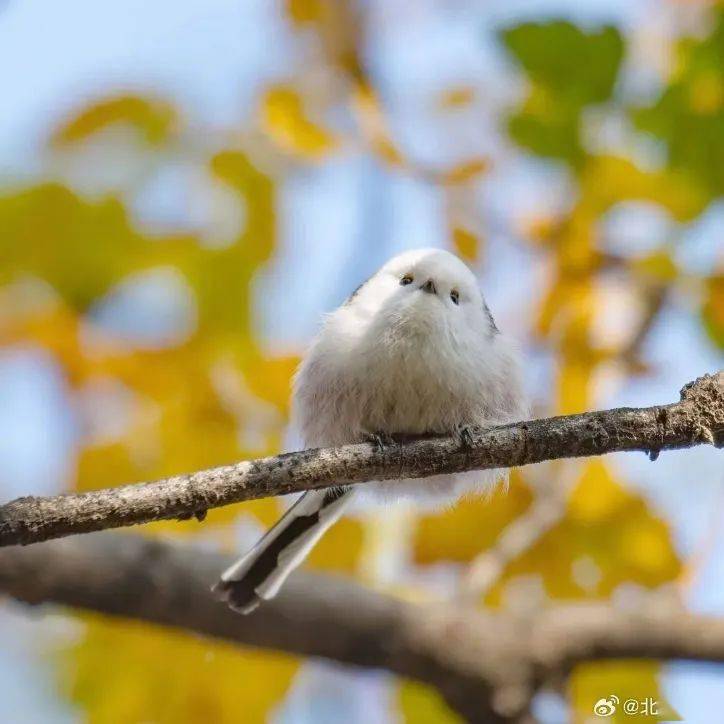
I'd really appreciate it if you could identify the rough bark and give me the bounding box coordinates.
[2,533,724,722]
[0,372,721,547]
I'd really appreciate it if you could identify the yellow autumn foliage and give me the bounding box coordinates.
[3,5,722,719]
[261,85,338,160]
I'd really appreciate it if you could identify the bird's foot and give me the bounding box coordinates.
[457,425,475,451]
[365,431,396,454]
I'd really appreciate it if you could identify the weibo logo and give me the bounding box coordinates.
[593,696,619,717]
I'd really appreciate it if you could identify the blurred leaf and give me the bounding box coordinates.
[0,97,309,722]
[260,85,338,160]
[74,348,239,488]
[437,86,476,109]
[452,226,482,263]
[558,348,595,415]
[284,0,363,80]
[702,273,724,348]
[443,158,490,185]
[633,9,724,196]
[630,251,679,284]
[398,680,462,723]
[413,461,679,609]
[0,151,276,333]
[352,84,404,167]
[51,95,177,147]
[500,21,624,166]
[570,661,682,723]
[306,517,364,573]
[485,462,680,604]
[508,86,586,166]
[578,156,707,222]
[501,21,624,104]
[285,0,323,25]
[534,156,706,373]
[65,615,298,724]
[0,304,87,383]
[413,472,533,565]
[0,184,177,310]
[197,149,276,340]
[243,353,300,410]
[568,460,630,523]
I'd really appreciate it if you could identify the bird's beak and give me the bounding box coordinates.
[420,279,437,295]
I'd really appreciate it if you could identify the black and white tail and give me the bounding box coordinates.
[213,487,354,614]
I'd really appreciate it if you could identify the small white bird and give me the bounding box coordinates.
[214,248,527,613]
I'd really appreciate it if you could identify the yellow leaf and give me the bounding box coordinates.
[618,516,679,575]
[306,517,364,574]
[283,0,363,79]
[558,358,593,415]
[243,354,300,412]
[0,305,88,384]
[413,472,532,565]
[64,615,298,724]
[702,272,724,348]
[537,156,705,344]
[260,85,338,160]
[485,462,680,604]
[51,94,177,147]
[398,680,462,723]
[568,460,629,524]
[374,135,404,166]
[452,226,481,262]
[578,156,707,223]
[285,0,323,25]
[630,251,678,284]
[443,158,490,185]
[437,86,476,110]
[570,661,682,723]
[351,84,403,167]
[521,213,560,245]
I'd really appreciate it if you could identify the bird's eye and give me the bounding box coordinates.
[450,290,459,305]
[400,275,414,286]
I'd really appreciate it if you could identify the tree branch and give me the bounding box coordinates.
[0,532,511,722]
[1,373,721,547]
[2,533,724,722]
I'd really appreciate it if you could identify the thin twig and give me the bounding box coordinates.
[0,373,721,547]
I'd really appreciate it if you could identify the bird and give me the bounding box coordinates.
[213,248,527,613]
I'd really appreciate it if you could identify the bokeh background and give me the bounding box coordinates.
[1,0,723,722]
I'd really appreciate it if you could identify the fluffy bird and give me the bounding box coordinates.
[214,248,527,613]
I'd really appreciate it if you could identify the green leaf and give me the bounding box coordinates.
[633,9,724,197]
[499,21,624,166]
[0,184,167,310]
[702,273,724,349]
[507,98,584,166]
[501,21,624,105]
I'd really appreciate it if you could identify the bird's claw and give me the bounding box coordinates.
[458,425,475,451]
[365,431,396,453]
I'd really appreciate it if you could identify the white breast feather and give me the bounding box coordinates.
[292,248,527,506]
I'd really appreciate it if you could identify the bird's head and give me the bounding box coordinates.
[348,248,498,343]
